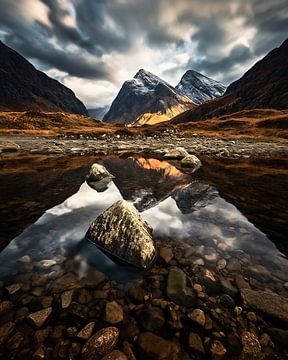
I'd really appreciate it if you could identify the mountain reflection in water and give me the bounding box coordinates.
[0,156,287,282]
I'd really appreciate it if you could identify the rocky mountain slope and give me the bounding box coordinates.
[176,70,226,104]
[103,69,194,125]
[0,41,88,115]
[88,106,109,120]
[171,38,288,124]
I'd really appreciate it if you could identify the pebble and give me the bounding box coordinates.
[159,247,173,263]
[210,340,227,358]
[27,307,52,328]
[241,331,261,356]
[188,332,205,353]
[105,301,124,324]
[247,312,257,322]
[234,306,243,316]
[0,321,15,345]
[61,290,74,308]
[5,283,21,295]
[101,350,128,360]
[77,322,95,341]
[187,308,206,327]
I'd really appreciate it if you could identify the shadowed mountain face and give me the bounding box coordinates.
[103,69,194,125]
[176,70,226,105]
[0,41,88,115]
[172,39,288,124]
[88,106,109,120]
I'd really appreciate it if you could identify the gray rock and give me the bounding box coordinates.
[164,147,189,159]
[82,327,119,360]
[86,163,114,192]
[180,155,202,172]
[241,288,288,323]
[86,200,156,268]
[167,267,196,307]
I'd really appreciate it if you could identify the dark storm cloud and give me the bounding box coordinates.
[0,0,287,85]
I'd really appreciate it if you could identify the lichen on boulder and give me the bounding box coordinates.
[86,200,156,268]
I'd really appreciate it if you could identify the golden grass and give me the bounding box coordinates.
[0,109,287,141]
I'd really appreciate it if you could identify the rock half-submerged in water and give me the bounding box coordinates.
[86,200,156,269]
[86,163,114,192]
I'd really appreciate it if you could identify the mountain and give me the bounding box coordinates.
[176,70,226,104]
[171,38,288,124]
[0,41,88,115]
[103,69,194,125]
[88,106,109,120]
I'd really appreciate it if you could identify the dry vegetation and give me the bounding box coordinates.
[0,109,287,141]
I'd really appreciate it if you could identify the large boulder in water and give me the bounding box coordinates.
[86,163,114,192]
[86,200,156,268]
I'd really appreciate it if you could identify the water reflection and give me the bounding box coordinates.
[0,156,287,283]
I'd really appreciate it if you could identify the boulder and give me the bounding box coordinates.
[164,147,189,159]
[86,163,114,192]
[86,200,155,269]
[82,327,119,360]
[241,288,288,323]
[167,267,196,307]
[180,155,202,172]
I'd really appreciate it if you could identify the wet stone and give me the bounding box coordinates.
[188,332,205,353]
[6,331,24,350]
[0,321,15,344]
[61,290,74,309]
[34,328,50,344]
[167,267,196,307]
[0,300,13,315]
[159,247,173,263]
[140,307,165,332]
[187,308,205,327]
[241,288,288,323]
[5,283,21,295]
[82,327,119,360]
[101,350,128,360]
[137,332,180,359]
[210,340,227,358]
[105,301,124,324]
[49,273,80,293]
[27,307,52,328]
[77,322,95,341]
[241,331,261,358]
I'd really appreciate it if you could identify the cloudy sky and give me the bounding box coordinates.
[0,0,287,108]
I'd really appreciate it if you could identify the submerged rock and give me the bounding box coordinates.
[82,327,119,360]
[167,267,196,307]
[241,288,288,323]
[137,332,180,359]
[86,163,114,192]
[86,200,155,268]
[27,308,52,328]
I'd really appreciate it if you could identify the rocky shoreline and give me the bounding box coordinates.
[0,234,287,359]
[0,134,288,159]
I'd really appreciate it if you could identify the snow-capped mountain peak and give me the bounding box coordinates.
[176,70,226,105]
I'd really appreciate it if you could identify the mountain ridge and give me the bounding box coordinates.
[0,41,88,115]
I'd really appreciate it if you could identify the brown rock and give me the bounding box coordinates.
[78,322,95,341]
[6,332,24,350]
[0,300,13,315]
[188,332,205,353]
[187,308,205,327]
[101,350,128,360]
[159,247,173,263]
[138,332,180,359]
[0,321,15,344]
[5,283,21,295]
[241,331,261,358]
[210,340,227,358]
[49,273,80,293]
[105,301,124,324]
[34,328,50,344]
[61,290,74,308]
[27,307,52,328]
[82,327,119,360]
